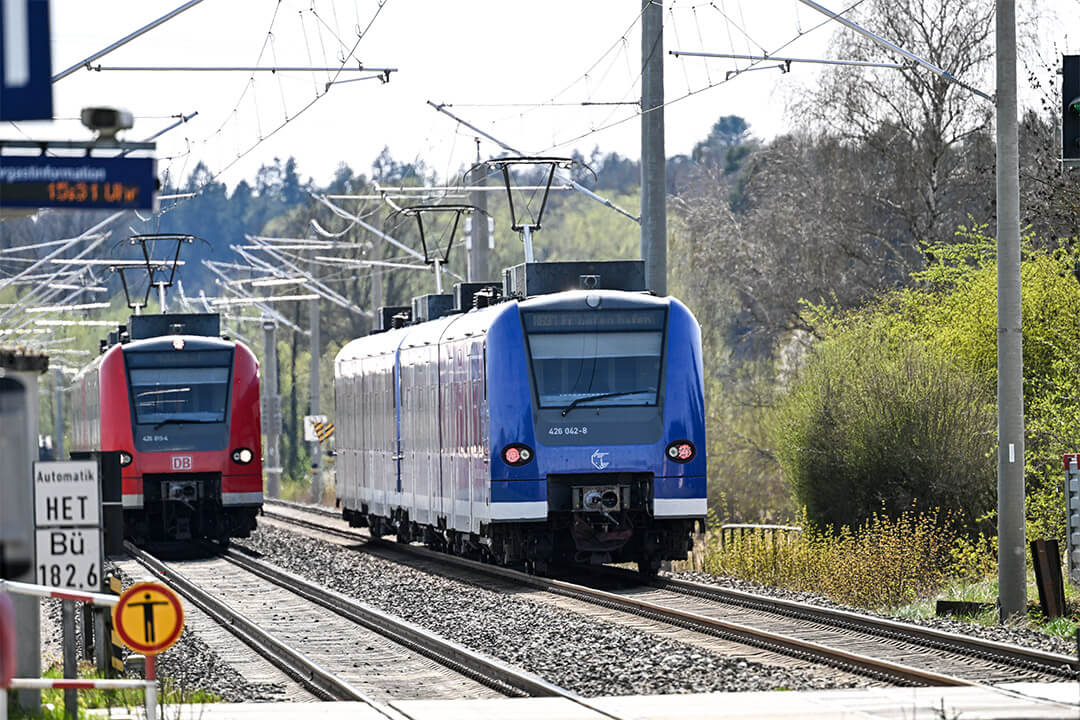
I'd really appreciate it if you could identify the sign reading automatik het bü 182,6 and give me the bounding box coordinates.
[33,460,102,591]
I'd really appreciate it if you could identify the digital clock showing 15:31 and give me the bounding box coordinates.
[0,156,157,211]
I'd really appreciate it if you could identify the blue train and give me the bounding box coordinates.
[333,261,706,574]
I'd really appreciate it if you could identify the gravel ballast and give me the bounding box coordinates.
[110,564,290,703]
[240,524,867,696]
[671,571,1076,657]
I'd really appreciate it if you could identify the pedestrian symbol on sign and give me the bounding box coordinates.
[131,592,170,643]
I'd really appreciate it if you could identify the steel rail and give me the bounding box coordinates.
[221,546,585,701]
[261,504,975,687]
[123,542,401,715]
[614,569,1079,679]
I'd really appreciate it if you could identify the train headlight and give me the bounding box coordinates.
[502,444,534,466]
[118,451,133,467]
[666,440,696,463]
[232,447,254,464]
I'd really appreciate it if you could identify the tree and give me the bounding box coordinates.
[691,115,751,168]
[798,0,998,254]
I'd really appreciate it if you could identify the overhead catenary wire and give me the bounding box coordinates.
[530,0,874,154]
[153,0,394,218]
[669,50,903,69]
[793,0,993,100]
[202,260,309,336]
[236,238,371,316]
[426,102,640,225]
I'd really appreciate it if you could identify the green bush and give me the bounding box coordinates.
[774,226,1080,541]
[772,320,995,530]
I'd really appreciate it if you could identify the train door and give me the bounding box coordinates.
[468,338,485,533]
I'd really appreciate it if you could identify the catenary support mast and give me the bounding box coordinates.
[995,0,1025,621]
[262,319,281,498]
[309,259,322,503]
[641,0,667,296]
[469,141,490,281]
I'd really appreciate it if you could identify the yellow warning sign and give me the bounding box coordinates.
[314,421,335,442]
[112,582,184,655]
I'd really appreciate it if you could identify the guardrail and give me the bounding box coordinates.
[719,523,803,548]
[0,579,156,720]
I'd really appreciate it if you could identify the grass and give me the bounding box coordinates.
[682,508,1080,642]
[6,661,219,719]
[279,470,336,506]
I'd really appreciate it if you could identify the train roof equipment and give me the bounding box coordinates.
[481,156,594,263]
[502,260,646,299]
[109,233,207,313]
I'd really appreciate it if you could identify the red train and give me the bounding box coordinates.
[71,313,262,542]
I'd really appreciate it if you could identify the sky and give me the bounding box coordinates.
[8,0,1080,191]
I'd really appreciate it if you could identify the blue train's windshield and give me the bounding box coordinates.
[523,309,665,409]
[125,350,232,425]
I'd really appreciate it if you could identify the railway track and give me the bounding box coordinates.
[262,499,1078,688]
[124,540,630,719]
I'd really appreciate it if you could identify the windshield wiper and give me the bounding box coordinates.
[151,418,218,430]
[560,389,654,417]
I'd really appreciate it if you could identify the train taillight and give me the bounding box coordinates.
[502,444,533,466]
[119,451,133,467]
[231,447,254,464]
[665,440,696,463]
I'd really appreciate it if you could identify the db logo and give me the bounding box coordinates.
[171,456,193,471]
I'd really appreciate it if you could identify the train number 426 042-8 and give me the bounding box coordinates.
[548,426,588,436]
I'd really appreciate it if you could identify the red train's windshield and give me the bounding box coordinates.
[125,349,233,426]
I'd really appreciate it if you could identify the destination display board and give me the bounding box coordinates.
[0,156,158,211]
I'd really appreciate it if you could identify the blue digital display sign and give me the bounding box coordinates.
[0,156,158,211]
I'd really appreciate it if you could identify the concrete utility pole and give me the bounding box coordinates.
[309,272,322,503]
[1,354,48,713]
[469,141,490,281]
[641,0,667,296]
[995,0,1025,621]
[262,318,281,498]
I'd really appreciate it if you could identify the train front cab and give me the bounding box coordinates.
[103,337,263,542]
[486,292,707,572]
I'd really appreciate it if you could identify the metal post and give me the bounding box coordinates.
[157,283,167,313]
[62,601,76,720]
[433,258,444,294]
[80,603,93,659]
[93,607,107,672]
[996,0,1025,622]
[371,237,384,331]
[641,0,667,296]
[262,318,281,498]
[468,142,490,281]
[53,368,63,460]
[309,273,322,503]
[145,655,157,720]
